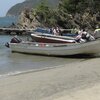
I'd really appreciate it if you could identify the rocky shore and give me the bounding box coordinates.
[18,8,100,30]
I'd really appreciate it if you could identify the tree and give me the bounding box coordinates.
[34,0,57,27]
[20,0,100,29]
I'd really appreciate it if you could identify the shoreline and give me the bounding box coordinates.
[0,54,95,79]
[0,57,100,100]
[0,63,69,79]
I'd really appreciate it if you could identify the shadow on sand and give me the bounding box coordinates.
[11,51,100,59]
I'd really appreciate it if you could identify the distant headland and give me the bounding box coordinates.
[6,0,59,16]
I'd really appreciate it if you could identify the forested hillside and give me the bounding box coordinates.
[7,0,59,16]
[18,0,100,29]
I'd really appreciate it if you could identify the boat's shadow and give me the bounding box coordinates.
[60,54,100,59]
[11,51,100,59]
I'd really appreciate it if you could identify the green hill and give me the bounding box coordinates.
[6,0,59,16]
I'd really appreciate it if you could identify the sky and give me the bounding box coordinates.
[0,0,25,17]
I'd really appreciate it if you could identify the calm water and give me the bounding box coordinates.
[0,35,86,77]
[0,17,91,77]
[0,16,17,27]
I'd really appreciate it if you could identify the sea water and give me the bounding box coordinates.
[0,17,85,77]
[0,16,17,27]
[0,35,86,77]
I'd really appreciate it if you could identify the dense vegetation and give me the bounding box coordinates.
[18,0,100,29]
[57,0,100,29]
[7,0,59,16]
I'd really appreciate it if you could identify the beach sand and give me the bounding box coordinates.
[0,57,100,100]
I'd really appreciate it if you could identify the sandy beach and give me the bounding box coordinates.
[0,56,100,100]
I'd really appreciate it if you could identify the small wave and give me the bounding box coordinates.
[0,64,64,78]
[0,71,22,78]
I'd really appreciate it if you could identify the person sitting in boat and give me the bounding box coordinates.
[53,26,61,35]
[56,26,61,35]
[10,35,22,43]
[75,29,86,43]
[53,27,58,35]
[81,29,95,41]
[75,29,95,43]
[48,28,53,34]
[75,33,86,43]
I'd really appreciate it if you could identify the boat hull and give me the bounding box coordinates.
[9,40,100,56]
[31,33,75,43]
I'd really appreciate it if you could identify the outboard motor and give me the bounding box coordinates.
[82,32,95,41]
[10,35,21,43]
[93,29,100,39]
[5,42,9,48]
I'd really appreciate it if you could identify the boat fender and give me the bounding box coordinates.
[40,43,45,47]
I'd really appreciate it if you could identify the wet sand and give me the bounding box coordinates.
[0,57,100,100]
